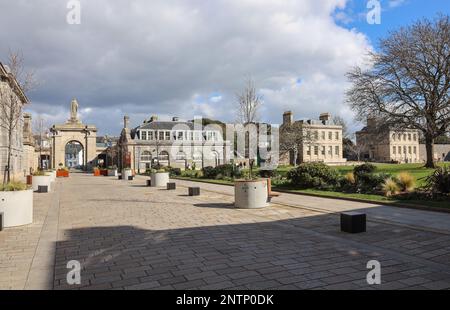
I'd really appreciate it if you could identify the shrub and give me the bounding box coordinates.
[202,166,216,179]
[0,181,29,192]
[383,178,400,197]
[214,164,235,178]
[168,167,182,176]
[287,163,340,190]
[425,166,450,194]
[353,163,377,177]
[397,172,415,192]
[32,170,46,176]
[259,169,278,178]
[356,172,390,193]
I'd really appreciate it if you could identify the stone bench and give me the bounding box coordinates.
[340,212,366,233]
[167,182,176,190]
[188,187,200,196]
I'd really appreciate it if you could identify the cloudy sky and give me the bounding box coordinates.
[0,0,448,135]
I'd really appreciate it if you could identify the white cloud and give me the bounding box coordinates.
[1,0,372,134]
[388,0,406,8]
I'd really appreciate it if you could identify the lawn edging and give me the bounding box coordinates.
[173,176,450,214]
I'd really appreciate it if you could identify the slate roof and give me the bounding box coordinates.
[136,121,195,131]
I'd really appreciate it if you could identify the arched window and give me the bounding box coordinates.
[176,151,186,161]
[193,151,202,161]
[141,151,152,162]
[158,151,169,161]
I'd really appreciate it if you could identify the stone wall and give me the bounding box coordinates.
[419,144,450,162]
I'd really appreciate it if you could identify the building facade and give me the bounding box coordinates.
[356,118,420,163]
[0,62,29,181]
[280,111,346,165]
[419,144,450,163]
[118,115,232,173]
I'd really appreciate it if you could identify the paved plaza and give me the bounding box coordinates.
[1,173,450,290]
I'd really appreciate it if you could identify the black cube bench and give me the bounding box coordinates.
[188,187,200,196]
[341,212,366,233]
[37,185,48,193]
[0,212,3,231]
[118,175,122,180]
[167,182,176,190]
[128,176,134,181]
[147,179,152,187]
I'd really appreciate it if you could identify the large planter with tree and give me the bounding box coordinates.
[0,183,33,227]
[122,168,133,181]
[46,170,56,182]
[31,172,52,192]
[234,179,268,209]
[150,171,170,187]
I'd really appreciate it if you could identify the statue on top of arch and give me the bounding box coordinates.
[68,99,81,123]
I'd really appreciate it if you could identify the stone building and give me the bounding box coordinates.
[280,111,346,165]
[356,118,420,163]
[0,62,29,181]
[419,144,450,163]
[22,113,37,174]
[117,115,231,173]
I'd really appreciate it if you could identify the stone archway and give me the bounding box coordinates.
[50,100,97,170]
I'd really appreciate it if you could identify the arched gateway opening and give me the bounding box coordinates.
[65,141,84,169]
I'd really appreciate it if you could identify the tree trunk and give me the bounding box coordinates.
[6,131,12,183]
[424,135,436,168]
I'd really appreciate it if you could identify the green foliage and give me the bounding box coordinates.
[287,163,340,190]
[0,181,29,192]
[32,170,46,176]
[425,166,450,194]
[259,169,278,178]
[202,164,239,179]
[354,163,377,177]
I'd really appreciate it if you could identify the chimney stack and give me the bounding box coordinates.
[319,113,331,125]
[124,115,129,129]
[283,111,293,125]
[150,115,158,122]
[172,117,179,122]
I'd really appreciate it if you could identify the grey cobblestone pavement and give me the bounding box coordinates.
[1,173,450,290]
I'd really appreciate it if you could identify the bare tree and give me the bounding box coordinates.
[332,116,350,139]
[346,15,450,168]
[0,82,25,184]
[236,77,263,124]
[33,115,48,170]
[280,123,318,166]
[7,50,38,93]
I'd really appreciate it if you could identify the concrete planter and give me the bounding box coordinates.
[122,169,133,181]
[46,171,56,183]
[150,172,170,187]
[107,169,118,177]
[0,189,33,227]
[32,175,52,192]
[234,179,268,209]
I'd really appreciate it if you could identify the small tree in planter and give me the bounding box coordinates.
[150,168,170,187]
[0,181,33,227]
[233,77,268,208]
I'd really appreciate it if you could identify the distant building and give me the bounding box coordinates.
[356,118,420,163]
[280,111,346,165]
[117,115,232,172]
[419,144,450,162]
